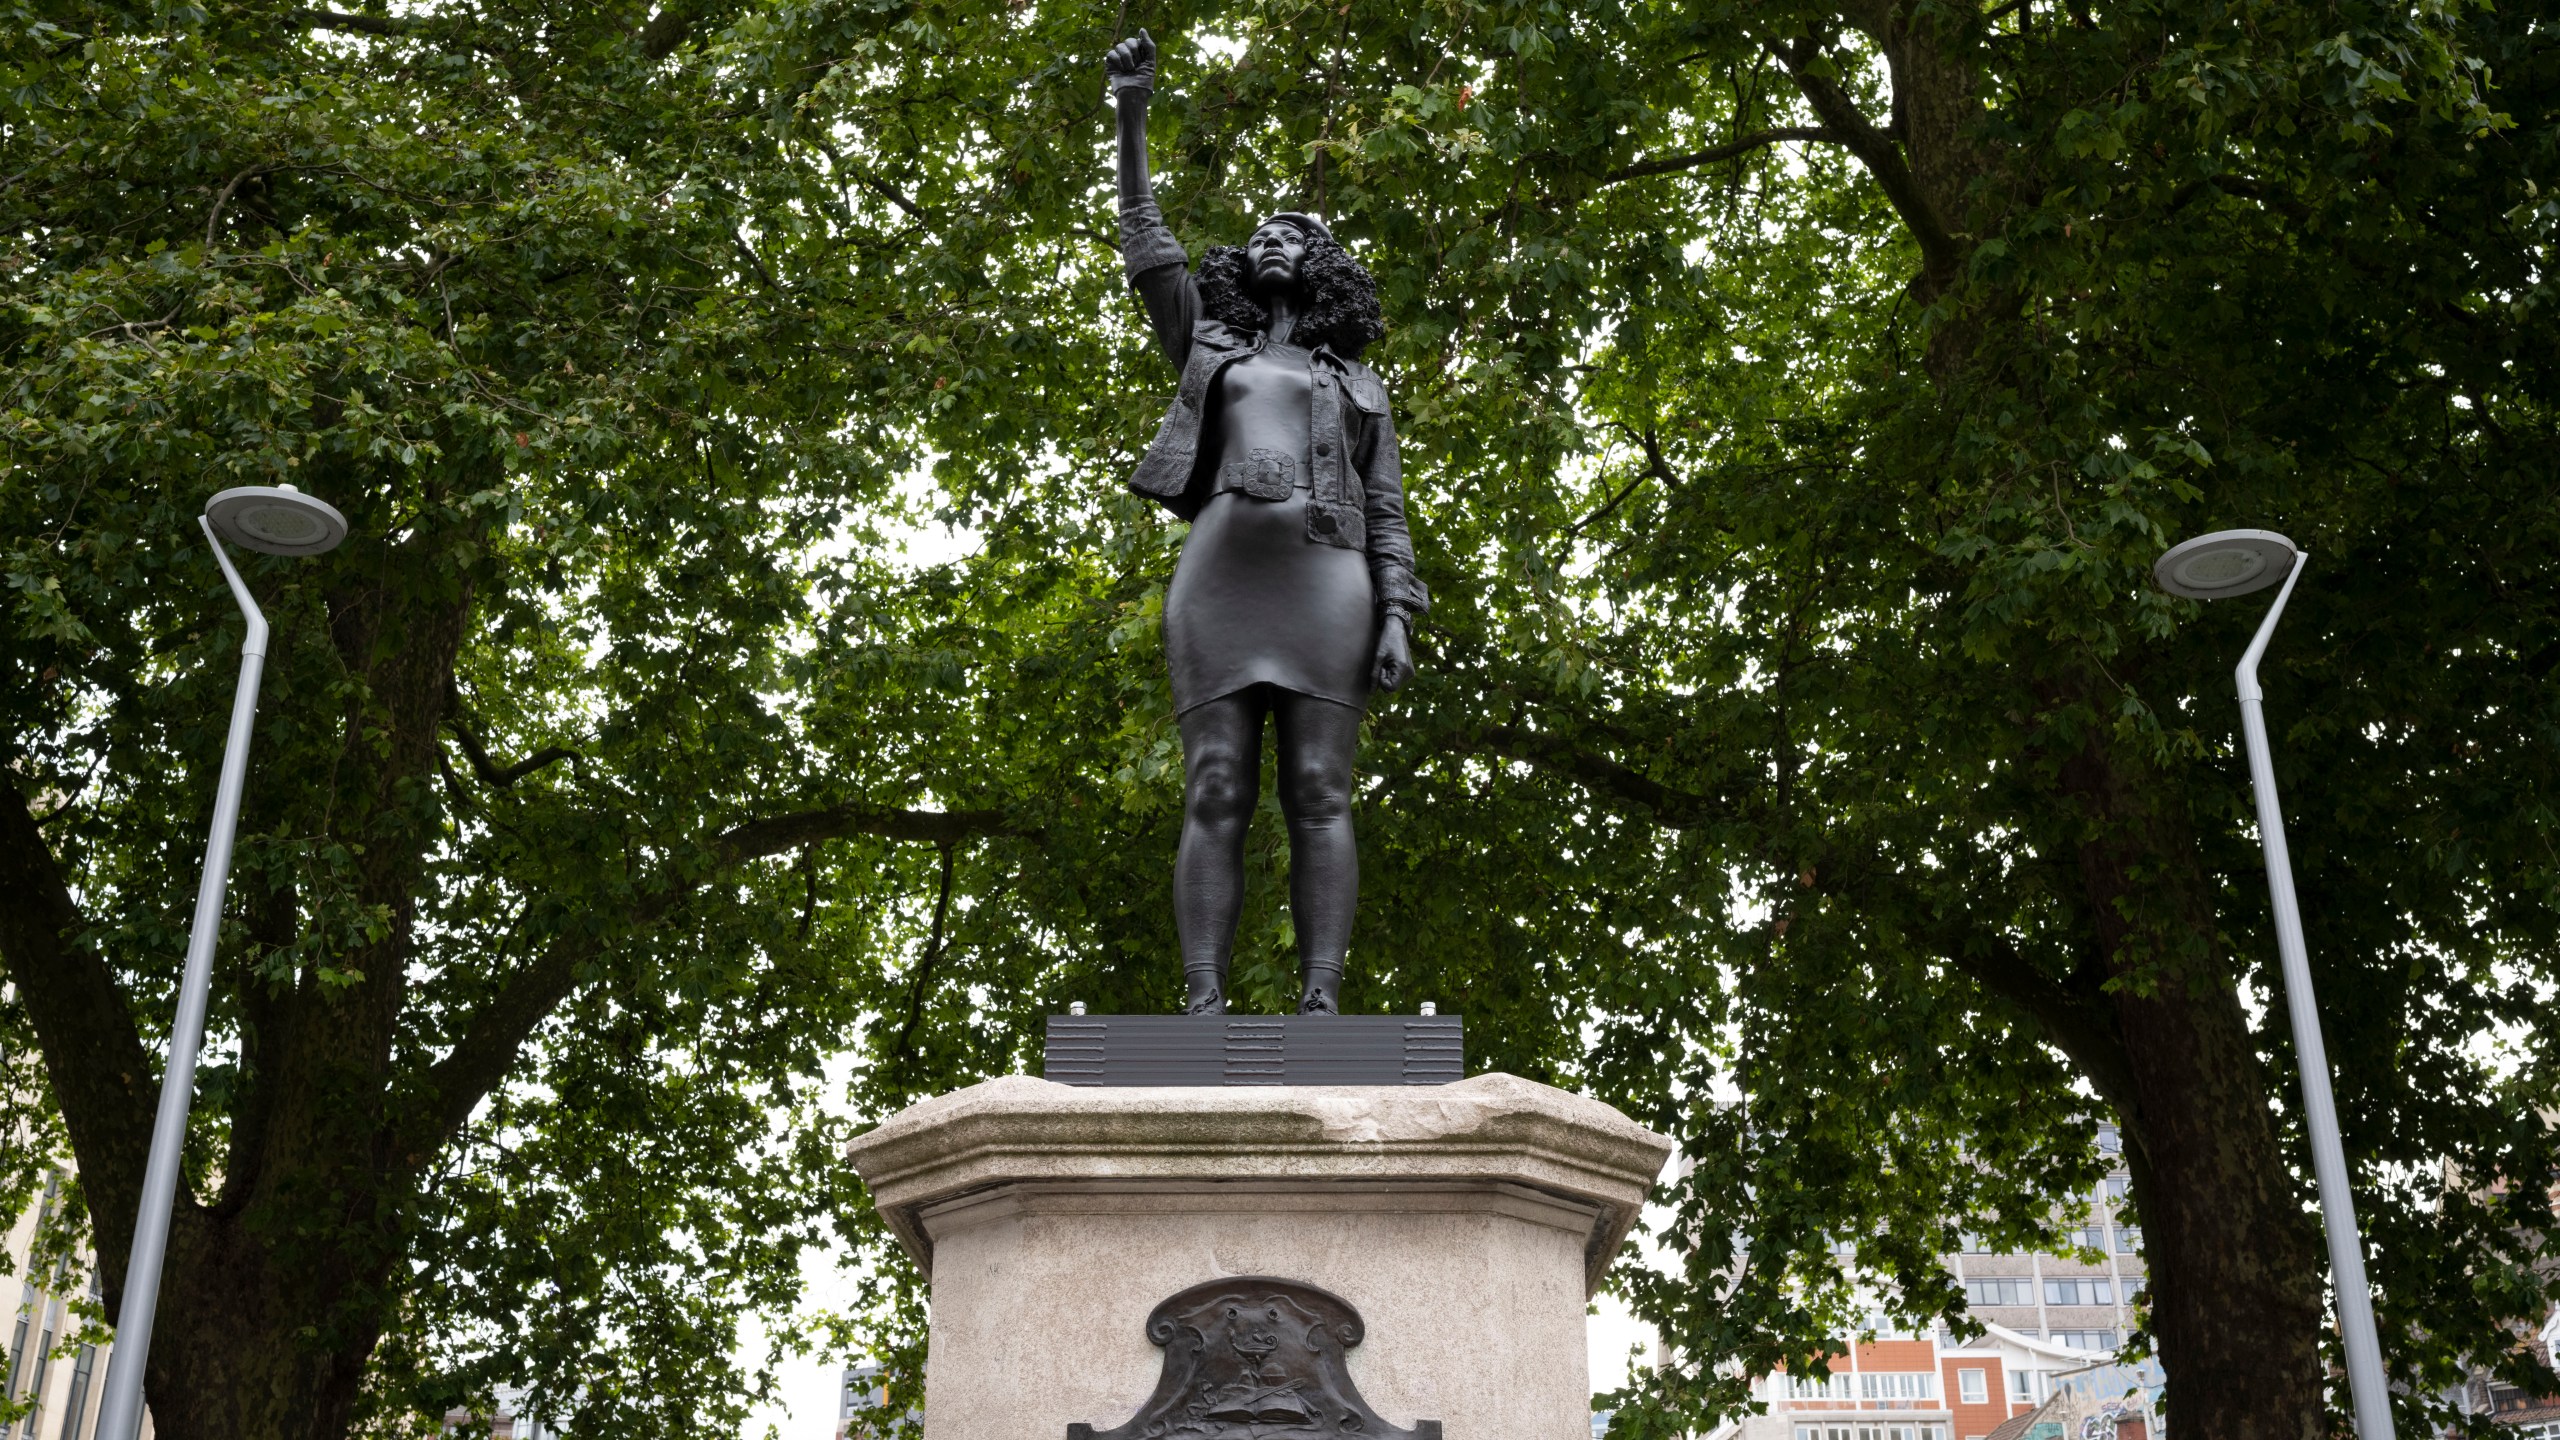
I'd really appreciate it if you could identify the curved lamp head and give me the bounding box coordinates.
[205,485,348,557]
[2153,528,2298,600]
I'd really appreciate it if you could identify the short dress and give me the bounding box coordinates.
[1162,340,1376,713]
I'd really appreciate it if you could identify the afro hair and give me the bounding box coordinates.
[1193,232,1385,358]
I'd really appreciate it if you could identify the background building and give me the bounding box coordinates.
[435,1389,551,1439]
[1716,1123,2158,1440]
[1729,1325,2159,1440]
[837,1360,918,1438]
[2438,1310,2560,1439]
[1,1168,126,1440]
[1948,1125,2145,1353]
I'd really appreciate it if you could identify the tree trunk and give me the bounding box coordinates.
[2064,739,2328,1438]
[2113,972,2328,1439]
[1815,5,2337,1429]
[142,1205,389,1440]
[18,515,479,1440]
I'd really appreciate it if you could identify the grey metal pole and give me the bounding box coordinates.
[90,518,272,1440]
[2232,554,2396,1440]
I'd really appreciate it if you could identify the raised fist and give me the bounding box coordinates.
[1104,29,1157,95]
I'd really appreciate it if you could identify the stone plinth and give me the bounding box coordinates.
[846,1072,1674,1440]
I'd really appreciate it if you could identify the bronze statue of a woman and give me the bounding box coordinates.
[1105,32,1430,1017]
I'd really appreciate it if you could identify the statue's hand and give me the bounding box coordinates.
[1373,614,1413,693]
[1104,30,1157,96]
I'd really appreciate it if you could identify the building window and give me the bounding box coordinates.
[2010,1371,2042,1402]
[1860,1372,1937,1402]
[62,1345,97,1440]
[842,1361,888,1416]
[2045,1279,2113,1306]
[1785,1374,1854,1401]
[1963,1278,2033,1306]
[2104,1175,2130,1199]
[2050,1330,2118,1351]
[2116,1226,2142,1253]
[1958,1369,1988,1404]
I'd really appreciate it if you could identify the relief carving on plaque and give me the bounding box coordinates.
[1066,1276,1442,1439]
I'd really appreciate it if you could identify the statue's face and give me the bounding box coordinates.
[1247,221,1308,297]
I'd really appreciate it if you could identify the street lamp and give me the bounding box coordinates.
[2153,528,2395,1440]
[92,485,349,1440]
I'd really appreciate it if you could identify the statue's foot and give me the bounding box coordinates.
[1185,972,1227,1015]
[1297,974,1340,1015]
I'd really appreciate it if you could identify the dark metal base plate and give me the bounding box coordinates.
[1043,1014,1463,1087]
[1066,1276,1442,1438]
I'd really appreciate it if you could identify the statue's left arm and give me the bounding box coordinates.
[1352,373,1426,689]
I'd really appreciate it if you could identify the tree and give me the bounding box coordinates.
[819,2,2560,1436]
[0,1,1049,1434]
[1265,1,2557,1436]
[4,2,2555,1439]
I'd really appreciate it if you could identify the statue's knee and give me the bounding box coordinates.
[1281,759,1351,824]
[1185,754,1254,828]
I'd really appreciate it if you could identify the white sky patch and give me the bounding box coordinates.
[1193,31,1248,63]
[736,1044,875,1439]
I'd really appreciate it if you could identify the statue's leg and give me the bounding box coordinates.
[1175,690,1267,1014]
[1274,689,1362,1015]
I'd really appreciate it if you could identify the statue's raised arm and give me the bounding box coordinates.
[1101,34,1428,1017]
[1105,31,1158,190]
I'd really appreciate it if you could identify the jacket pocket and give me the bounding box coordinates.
[1345,372,1390,416]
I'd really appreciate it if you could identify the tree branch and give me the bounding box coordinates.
[715,800,1016,864]
[1601,126,1838,187]
[443,719,576,790]
[0,791,160,1297]
[288,9,426,37]
[1764,37,1964,286]
[887,843,956,1074]
[1465,708,2142,1127]
[636,1,701,61]
[289,9,500,54]
[812,135,933,226]
[1935,927,2138,1120]
[730,225,781,291]
[1471,724,1732,830]
[206,165,263,248]
[1575,423,1683,534]
[1469,713,2139,1125]
[415,800,1016,1147]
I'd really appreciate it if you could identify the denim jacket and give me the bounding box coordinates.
[1118,196,1430,622]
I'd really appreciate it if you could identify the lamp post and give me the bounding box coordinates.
[2153,528,2394,1440]
[92,485,349,1440]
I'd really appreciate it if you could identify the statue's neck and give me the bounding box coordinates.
[1264,293,1301,347]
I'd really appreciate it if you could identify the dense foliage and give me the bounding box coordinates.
[1,1,2553,1438]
